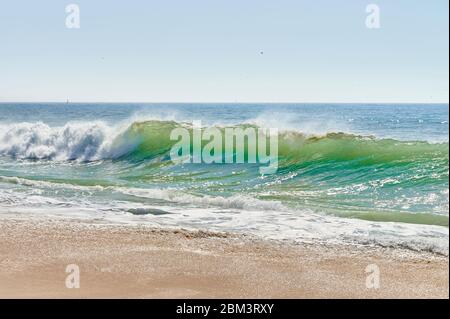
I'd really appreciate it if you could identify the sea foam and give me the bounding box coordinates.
[0,121,131,161]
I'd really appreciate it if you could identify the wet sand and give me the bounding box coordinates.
[0,217,448,298]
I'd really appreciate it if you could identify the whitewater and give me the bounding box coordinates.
[0,103,448,255]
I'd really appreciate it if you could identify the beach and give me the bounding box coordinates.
[0,216,447,299]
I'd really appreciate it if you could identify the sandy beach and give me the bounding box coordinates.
[0,216,447,299]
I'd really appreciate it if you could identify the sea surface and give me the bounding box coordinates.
[0,103,448,254]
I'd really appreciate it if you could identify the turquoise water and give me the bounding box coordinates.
[0,103,448,254]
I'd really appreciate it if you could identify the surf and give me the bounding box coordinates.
[0,119,448,226]
[0,119,447,166]
[0,112,448,255]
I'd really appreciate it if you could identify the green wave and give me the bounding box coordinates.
[3,120,445,227]
[112,120,448,170]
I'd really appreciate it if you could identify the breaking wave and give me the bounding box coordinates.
[0,120,448,166]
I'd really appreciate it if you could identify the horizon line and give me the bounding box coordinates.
[0,101,448,105]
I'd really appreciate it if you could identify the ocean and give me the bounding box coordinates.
[0,103,448,254]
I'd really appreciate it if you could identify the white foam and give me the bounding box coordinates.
[0,122,105,160]
[116,187,286,211]
[0,120,147,161]
[1,176,447,255]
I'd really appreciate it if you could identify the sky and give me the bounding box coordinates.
[0,0,448,103]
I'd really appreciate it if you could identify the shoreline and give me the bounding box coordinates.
[0,216,448,298]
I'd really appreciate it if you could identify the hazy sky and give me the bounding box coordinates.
[0,0,448,102]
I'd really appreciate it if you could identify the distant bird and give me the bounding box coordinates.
[260,51,264,55]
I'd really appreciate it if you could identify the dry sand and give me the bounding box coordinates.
[0,217,448,298]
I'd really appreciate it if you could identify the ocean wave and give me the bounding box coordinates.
[1,172,448,255]
[0,121,115,161]
[0,176,447,255]
[1,120,447,166]
[115,187,287,211]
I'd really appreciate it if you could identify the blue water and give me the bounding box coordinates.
[0,103,448,254]
[0,103,447,142]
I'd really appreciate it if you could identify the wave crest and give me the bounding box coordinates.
[0,120,448,166]
[0,122,110,160]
